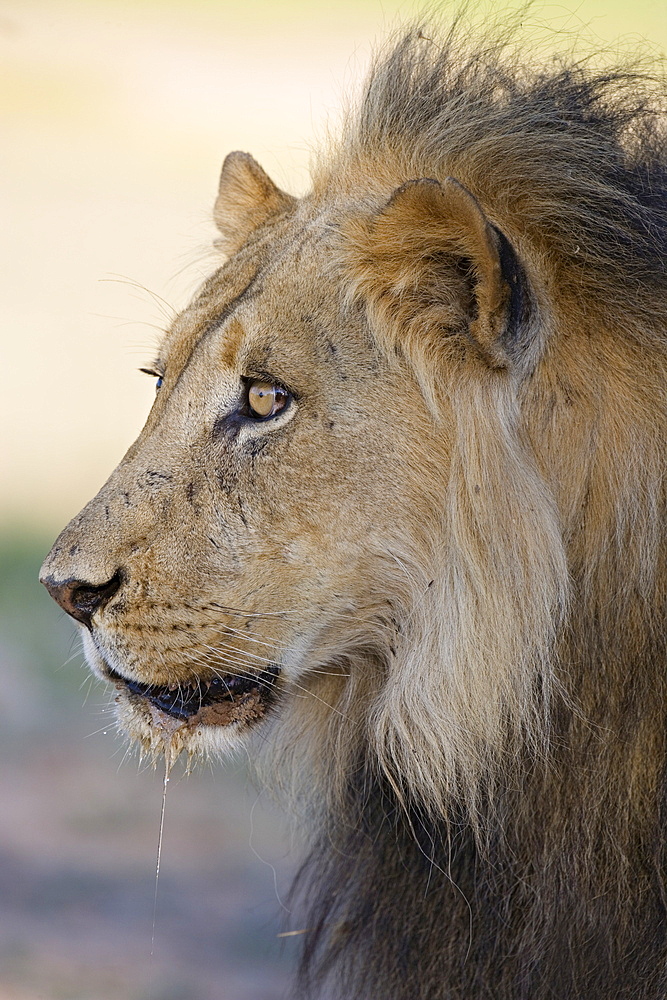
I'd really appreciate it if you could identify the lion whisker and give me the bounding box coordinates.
[205,602,401,637]
[99,273,177,324]
[178,650,356,724]
[199,639,280,667]
[203,624,290,651]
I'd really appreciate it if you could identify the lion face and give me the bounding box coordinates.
[40,176,440,759]
[42,150,564,795]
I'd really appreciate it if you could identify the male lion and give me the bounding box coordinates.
[41,22,667,1000]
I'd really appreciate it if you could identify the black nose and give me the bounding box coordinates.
[41,571,123,628]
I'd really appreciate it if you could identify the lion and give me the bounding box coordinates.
[40,19,667,1000]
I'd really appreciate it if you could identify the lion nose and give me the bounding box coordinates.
[40,571,123,629]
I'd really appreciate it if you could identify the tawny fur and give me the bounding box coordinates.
[41,18,667,1000]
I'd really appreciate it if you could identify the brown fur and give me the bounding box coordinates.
[41,19,667,999]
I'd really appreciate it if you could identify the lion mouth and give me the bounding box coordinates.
[106,664,280,726]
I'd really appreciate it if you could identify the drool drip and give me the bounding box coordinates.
[151,743,174,960]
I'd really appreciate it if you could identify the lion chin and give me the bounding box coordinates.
[90,646,281,760]
[39,14,667,1000]
[78,630,282,758]
[110,664,280,758]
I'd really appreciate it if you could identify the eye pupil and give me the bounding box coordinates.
[247,380,288,419]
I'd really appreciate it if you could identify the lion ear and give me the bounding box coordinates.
[214,151,295,255]
[345,177,530,370]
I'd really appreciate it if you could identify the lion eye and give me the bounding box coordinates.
[246,380,289,419]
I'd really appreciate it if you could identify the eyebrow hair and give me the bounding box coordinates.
[170,271,263,394]
[199,271,263,344]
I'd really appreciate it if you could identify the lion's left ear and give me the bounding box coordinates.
[344,177,531,370]
[214,151,296,255]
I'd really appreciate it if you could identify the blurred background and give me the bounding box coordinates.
[1,1,665,998]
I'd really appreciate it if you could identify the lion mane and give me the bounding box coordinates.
[41,19,667,1000]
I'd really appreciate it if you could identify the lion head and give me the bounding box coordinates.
[41,23,667,1000]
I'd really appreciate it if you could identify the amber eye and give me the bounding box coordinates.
[246,380,289,419]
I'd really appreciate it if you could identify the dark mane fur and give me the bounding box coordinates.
[318,20,667,323]
[290,20,667,1000]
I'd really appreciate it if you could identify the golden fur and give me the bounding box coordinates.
[42,19,667,999]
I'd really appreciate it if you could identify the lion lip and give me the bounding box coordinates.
[106,664,280,721]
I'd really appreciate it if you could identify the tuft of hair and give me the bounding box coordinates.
[322,15,667,302]
[264,16,667,1000]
